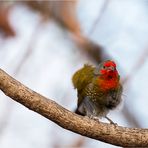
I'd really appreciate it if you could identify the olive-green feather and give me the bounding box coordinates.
[72,64,94,91]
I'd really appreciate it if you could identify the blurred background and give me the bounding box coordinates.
[0,0,148,148]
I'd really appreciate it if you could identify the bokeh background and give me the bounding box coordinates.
[0,0,148,148]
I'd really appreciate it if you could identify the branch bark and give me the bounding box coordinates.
[0,69,148,147]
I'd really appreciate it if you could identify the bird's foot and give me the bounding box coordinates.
[105,116,118,126]
[90,115,100,122]
[84,115,100,122]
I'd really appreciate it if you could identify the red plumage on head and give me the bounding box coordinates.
[103,60,116,68]
[98,60,119,91]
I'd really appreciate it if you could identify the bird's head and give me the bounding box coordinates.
[99,60,118,79]
[94,60,120,91]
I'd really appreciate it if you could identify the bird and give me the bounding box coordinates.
[72,60,123,124]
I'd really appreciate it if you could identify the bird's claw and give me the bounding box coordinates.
[90,115,100,122]
[84,115,100,122]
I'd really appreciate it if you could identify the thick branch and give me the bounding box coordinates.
[0,69,148,147]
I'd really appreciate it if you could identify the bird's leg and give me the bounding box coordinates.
[105,116,117,125]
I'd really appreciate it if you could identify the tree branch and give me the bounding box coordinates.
[0,69,148,147]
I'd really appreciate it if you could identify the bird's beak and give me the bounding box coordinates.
[107,66,115,72]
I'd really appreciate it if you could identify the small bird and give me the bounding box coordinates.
[72,60,123,123]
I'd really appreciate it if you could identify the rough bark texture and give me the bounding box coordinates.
[0,69,148,147]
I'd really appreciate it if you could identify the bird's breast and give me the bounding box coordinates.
[97,78,119,91]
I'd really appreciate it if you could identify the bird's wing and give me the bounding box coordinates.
[72,64,94,91]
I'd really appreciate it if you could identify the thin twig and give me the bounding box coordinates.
[121,48,148,128]
[122,48,148,85]
[89,0,109,35]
